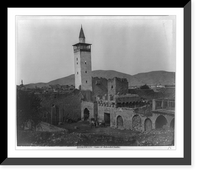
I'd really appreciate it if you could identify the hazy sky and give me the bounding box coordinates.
[16,16,176,85]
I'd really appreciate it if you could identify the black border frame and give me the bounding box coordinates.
[3,2,191,165]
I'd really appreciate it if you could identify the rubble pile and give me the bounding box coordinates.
[136,128,174,146]
[18,122,174,146]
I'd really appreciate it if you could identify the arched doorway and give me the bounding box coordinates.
[117,116,123,129]
[145,118,152,132]
[132,115,141,131]
[170,118,174,128]
[155,115,167,129]
[83,108,90,121]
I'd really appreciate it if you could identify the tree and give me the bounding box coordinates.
[17,89,42,129]
[140,84,150,90]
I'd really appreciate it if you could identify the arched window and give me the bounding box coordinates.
[117,116,123,129]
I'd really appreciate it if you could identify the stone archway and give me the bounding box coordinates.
[155,115,167,129]
[170,118,175,128]
[132,115,141,131]
[83,108,90,121]
[117,116,123,129]
[145,118,152,132]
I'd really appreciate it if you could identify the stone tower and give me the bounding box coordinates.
[73,26,92,91]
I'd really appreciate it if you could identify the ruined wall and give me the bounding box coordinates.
[115,77,128,95]
[114,108,147,131]
[92,77,108,99]
[151,112,174,129]
[108,77,128,101]
[108,78,115,100]
[40,89,82,125]
[132,115,143,132]
[115,108,133,130]
[97,104,115,127]
[97,104,147,131]
[81,90,93,101]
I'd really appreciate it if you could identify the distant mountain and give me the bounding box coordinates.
[129,71,175,86]
[48,70,132,86]
[24,70,175,88]
[91,70,132,80]
[48,74,75,86]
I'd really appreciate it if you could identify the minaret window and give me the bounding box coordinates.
[85,61,87,64]
[86,80,87,83]
[77,72,79,74]
[76,58,78,61]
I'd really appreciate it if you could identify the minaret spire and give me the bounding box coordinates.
[79,25,85,43]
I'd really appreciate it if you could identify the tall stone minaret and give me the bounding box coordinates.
[72,26,92,91]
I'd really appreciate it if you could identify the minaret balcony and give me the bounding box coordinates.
[73,43,91,52]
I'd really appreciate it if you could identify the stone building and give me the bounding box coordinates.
[149,98,175,131]
[70,26,175,132]
[47,26,175,132]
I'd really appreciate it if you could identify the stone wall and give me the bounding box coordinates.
[40,90,82,124]
[80,51,92,91]
[115,77,128,95]
[151,112,174,129]
[108,78,115,100]
[97,105,115,127]
[97,104,147,131]
[115,108,134,130]
[81,90,93,101]
[92,77,108,99]
[108,77,128,101]
[74,51,81,89]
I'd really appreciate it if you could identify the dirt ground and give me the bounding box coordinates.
[17,121,174,146]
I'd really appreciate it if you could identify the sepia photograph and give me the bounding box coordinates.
[16,15,176,148]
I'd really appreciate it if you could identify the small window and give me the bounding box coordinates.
[85,61,86,64]
[86,80,87,83]
[77,62,78,65]
[77,72,78,74]
[85,71,87,73]
[111,85,113,89]
[76,58,78,61]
